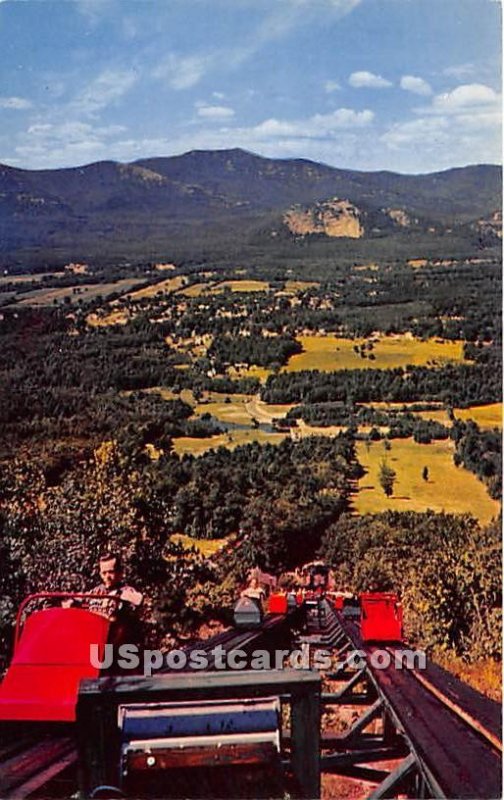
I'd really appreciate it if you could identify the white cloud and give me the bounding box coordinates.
[325,80,341,93]
[431,83,500,112]
[196,104,235,120]
[0,96,32,110]
[153,54,211,90]
[72,69,137,116]
[349,71,392,89]
[253,108,373,139]
[400,75,432,97]
[443,63,476,80]
[381,82,502,172]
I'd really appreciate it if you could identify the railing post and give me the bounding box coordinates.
[291,685,321,799]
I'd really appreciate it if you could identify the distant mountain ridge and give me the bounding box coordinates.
[0,148,501,264]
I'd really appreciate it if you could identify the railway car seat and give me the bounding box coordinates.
[0,595,113,722]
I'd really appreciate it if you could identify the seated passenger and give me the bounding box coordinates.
[89,552,143,619]
[241,576,266,604]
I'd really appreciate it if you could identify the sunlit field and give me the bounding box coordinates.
[126,275,186,299]
[210,279,270,293]
[284,334,467,373]
[87,309,130,327]
[16,278,147,306]
[368,402,502,429]
[170,533,229,557]
[228,334,467,383]
[454,403,502,429]
[283,280,320,293]
[172,428,287,456]
[353,438,500,524]
[194,394,255,426]
[178,282,210,297]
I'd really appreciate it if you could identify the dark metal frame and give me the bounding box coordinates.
[77,669,321,799]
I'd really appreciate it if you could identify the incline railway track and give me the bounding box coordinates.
[0,600,501,799]
[0,610,298,798]
[318,605,502,799]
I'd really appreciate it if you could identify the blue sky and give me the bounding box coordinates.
[0,0,501,174]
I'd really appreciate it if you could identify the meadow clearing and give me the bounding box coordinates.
[367,402,502,429]
[0,271,64,285]
[178,278,269,297]
[87,309,130,327]
[210,279,270,293]
[283,334,467,373]
[283,280,320,292]
[170,533,229,557]
[126,275,186,299]
[16,278,147,306]
[353,438,500,524]
[171,428,287,457]
[454,403,502,429]
[229,334,467,383]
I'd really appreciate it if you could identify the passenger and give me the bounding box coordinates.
[241,576,266,604]
[89,552,143,620]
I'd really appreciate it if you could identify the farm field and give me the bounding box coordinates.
[283,280,320,293]
[170,534,229,557]
[210,279,269,293]
[284,334,467,373]
[195,394,255,426]
[15,278,147,306]
[178,278,269,297]
[172,428,287,456]
[0,270,64,285]
[147,388,294,427]
[368,402,503,429]
[177,282,210,297]
[126,275,186,299]
[228,334,467,383]
[353,438,500,524]
[87,309,130,327]
[454,403,502,429]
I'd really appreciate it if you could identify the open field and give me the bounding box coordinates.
[368,401,502,429]
[177,282,210,297]
[454,403,502,429]
[87,309,130,327]
[284,334,467,373]
[353,438,500,524]
[0,271,64,285]
[228,364,272,382]
[228,334,467,383]
[126,275,186,299]
[172,428,287,457]
[178,279,269,297]
[195,394,255,426]
[244,397,295,423]
[283,280,320,293]
[16,278,147,306]
[170,533,229,557]
[210,279,269,293]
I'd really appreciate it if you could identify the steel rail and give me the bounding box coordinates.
[385,646,503,754]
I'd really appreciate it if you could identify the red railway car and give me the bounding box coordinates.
[0,593,120,723]
[268,593,288,614]
[359,592,403,643]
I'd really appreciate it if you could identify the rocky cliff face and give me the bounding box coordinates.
[284,198,364,238]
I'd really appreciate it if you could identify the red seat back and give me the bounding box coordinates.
[0,607,110,722]
[360,593,403,642]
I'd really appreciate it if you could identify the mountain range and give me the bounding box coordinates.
[0,148,501,266]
